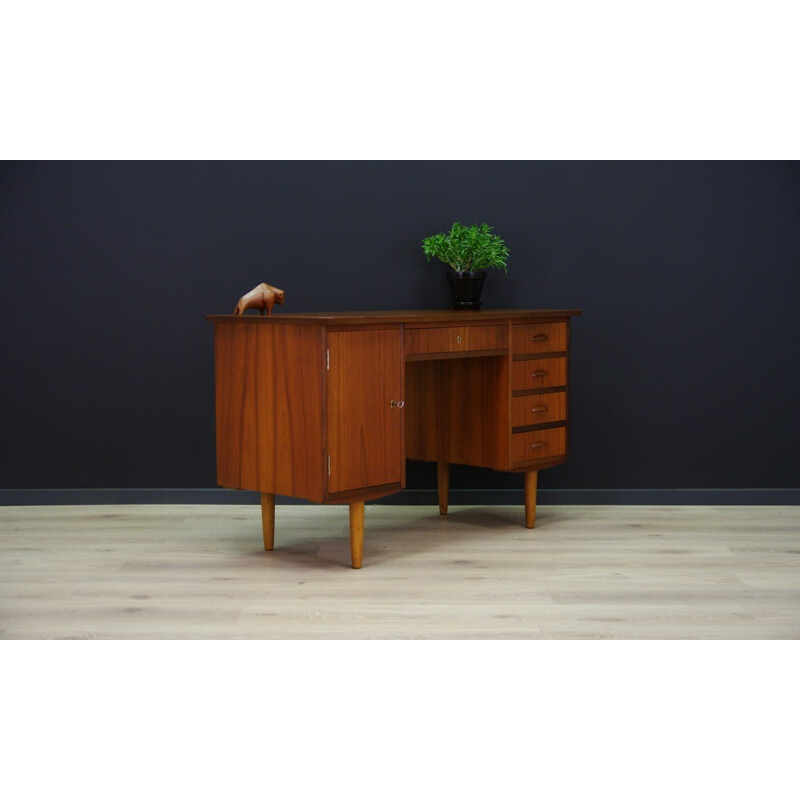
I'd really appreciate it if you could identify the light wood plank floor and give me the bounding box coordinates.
[1,504,798,639]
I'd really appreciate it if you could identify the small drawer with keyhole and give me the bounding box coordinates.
[404,325,507,356]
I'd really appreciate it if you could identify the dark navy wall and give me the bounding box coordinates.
[1,161,799,498]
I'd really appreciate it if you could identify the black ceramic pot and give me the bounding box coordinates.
[447,271,485,310]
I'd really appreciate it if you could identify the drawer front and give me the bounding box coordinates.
[404,324,507,356]
[512,391,567,427]
[511,426,567,464]
[512,322,567,354]
[511,357,567,390]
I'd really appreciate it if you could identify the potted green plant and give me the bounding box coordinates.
[422,221,510,309]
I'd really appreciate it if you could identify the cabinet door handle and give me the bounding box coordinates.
[531,370,548,378]
[531,405,548,413]
[531,441,548,449]
[390,400,405,408]
[456,335,462,344]
[531,334,548,342]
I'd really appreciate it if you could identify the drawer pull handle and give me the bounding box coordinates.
[531,370,548,378]
[531,441,548,449]
[390,400,405,408]
[532,405,548,413]
[531,334,548,342]
[456,335,462,344]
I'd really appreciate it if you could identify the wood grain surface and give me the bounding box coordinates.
[273,324,326,501]
[214,322,275,492]
[512,392,567,428]
[404,324,508,356]
[511,426,567,465]
[2,504,798,639]
[512,321,567,354]
[326,328,404,494]
[208,309,581,325]
[405,355,510,469]
[213,321,326,502]
[511,357,567,391]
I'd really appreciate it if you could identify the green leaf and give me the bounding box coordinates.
[422,222,510,273]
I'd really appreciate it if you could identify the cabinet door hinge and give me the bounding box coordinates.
[326,349,330,370]
[327,454,331,475]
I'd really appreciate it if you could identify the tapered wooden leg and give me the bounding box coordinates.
[349,501,365,569]
[524,471,538,529]
[437,461,449,515]
[260,492,275,550]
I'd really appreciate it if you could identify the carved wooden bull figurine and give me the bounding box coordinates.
[233,283,286,315]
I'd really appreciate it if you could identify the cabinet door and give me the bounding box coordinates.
[326,328,404,495]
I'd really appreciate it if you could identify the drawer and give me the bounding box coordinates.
[511,426,567,464]
[512,391,567,428]
[512,321,566,354]
[404,324,507,356]
[511,357,567,391]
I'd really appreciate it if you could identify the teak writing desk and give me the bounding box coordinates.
[207,309,581,568]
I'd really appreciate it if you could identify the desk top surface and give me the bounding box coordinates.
[207,309,581,325]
